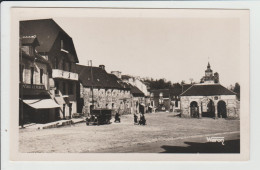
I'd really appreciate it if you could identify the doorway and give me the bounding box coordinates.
[202,99,215,118]
[69,103,72,119]
[62,104,66,119]
[190,101,199,118]
[217,100,227,118]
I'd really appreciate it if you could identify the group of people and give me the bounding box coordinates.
[114,112,147,125]
[134,113,146,125]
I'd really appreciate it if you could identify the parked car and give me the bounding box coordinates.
[86,109,112,125]
[155,104,167,112]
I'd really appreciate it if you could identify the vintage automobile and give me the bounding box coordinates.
[86,109,112,125]
[155,104,167,112]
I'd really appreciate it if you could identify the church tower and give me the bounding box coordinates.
[205,62,213,77]
[200,62,217,84]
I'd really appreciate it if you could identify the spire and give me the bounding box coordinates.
[207,62,211,69]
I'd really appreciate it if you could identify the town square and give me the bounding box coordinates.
[18,10,241,153]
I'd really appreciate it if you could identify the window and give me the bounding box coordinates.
[175,100,178,107]
[30,67,34,85]
[61,40,64,49]
[63,82,66,94]
[40,69,43,84]
[55,81,59,95]
[54,58,59,69]
[20,64,24,83]
[68,82,74,95]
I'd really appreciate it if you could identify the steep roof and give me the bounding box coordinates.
[129,84,145,97]
[180,84,236,96]
[76,64,124,89]
[20,19,79,63]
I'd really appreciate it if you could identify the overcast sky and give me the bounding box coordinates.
[53,16,240,87]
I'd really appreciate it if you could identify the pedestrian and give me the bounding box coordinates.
[139,113,146,125]
[114,111,120,123]
[134,113,138,125]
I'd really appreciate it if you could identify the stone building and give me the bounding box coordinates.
[149,89,172,112]
[128,83,146,114]
[121,74,151,113]
[20,19,79,120]
[180,84,239,118]
[180,63,239,119]
[19,36,60,124]
[148,84,193,112]
[76,65,132,116]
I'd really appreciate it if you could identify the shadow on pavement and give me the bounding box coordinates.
[160,139,240,153]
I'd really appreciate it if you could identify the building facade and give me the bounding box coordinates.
[76,65,132,116]
[20,19,79,120]
[19,36,60,124]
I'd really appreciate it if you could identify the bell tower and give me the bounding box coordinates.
[205,62,213,77]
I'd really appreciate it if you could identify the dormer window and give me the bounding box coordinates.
[21,35,39,56]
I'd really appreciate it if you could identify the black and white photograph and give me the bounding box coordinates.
[5,6,250,162]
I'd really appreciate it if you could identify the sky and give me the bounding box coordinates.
[53,16,240,87]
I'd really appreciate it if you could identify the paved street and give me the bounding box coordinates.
[19,112,240,153]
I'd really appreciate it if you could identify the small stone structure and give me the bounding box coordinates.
[180,84,239,119]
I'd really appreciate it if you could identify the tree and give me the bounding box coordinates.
[233,83,240,100]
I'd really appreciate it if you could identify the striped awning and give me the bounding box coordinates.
[23,99,60,109]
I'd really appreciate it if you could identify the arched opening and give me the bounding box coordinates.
[202,99,215,118]
[190,101,199,118]
[217,100,227,118]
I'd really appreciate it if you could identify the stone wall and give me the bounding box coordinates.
[80,86,132,116]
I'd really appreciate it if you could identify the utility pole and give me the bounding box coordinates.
[89,60,94,110]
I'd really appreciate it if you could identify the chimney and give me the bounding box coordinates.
[111,71,122,79]
[99,65,105,70]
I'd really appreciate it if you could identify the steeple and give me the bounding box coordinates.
[207,62,211,69]
[201,62,220,84]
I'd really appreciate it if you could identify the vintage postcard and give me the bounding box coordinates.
[9,7,249,161]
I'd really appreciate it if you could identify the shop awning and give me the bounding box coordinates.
[23,99,60,109]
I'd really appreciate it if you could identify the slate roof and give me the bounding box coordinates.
[76,64,124,89]
[20,19,79,63]
[180,84,236,96]
[149,84,191,98]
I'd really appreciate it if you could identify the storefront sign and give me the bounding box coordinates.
[22,84,45,90]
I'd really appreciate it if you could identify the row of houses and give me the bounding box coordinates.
[19,19,240,125]
[19,19,154,125]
